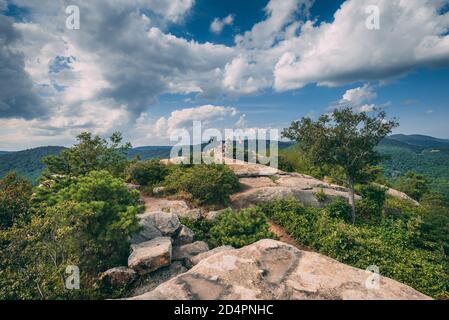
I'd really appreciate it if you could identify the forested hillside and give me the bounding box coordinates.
[378,136,449,198]
[0,147,66,183]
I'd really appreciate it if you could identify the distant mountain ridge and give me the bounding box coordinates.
[1,135,448,188]
[383,134,449,150]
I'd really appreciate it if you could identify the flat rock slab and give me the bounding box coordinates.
[128,240,431,300]
[128,237,172,275]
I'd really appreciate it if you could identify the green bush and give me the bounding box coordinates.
[163,164,240,205]
[127,159,168,186]
[326,197,352,222]
[357,184,387,218]
[0,170,142,299]
[181,208,276,249]
[180,217,214,243]
[314,188,328,203]
[209,208,276,248]
[258,198,449,299]
[0,172,33,229]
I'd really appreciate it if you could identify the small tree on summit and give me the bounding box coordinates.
[282,108,399,223]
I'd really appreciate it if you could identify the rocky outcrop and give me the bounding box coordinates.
[385,187,419,206]
[141,196,203,220]
[128,240,431,300]
[128,262,188,297]
[100,267,137,287]
[128,237,172,275]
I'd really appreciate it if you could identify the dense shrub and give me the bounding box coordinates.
[180,217,214,243]
[357,184,387,218]
[326,197,352,222]
[127,159,168,186]
[209,208,276,248]
[0,172,33,229]
[163,164,240,205]
[258,198,449,298]
[0,170,142,299]
[181,208,276,249]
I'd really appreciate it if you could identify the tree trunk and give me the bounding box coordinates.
[348,177,356,224]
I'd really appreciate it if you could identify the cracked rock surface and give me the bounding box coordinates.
[127,239,431,300]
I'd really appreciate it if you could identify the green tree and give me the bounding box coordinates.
[0,172,33,229]
[0,170,141,299]
[282,108,398,223]
[126,159,168,186]
[394,172,430,202]
[43,132,131,178]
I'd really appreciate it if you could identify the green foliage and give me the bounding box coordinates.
[126,159,168,186]
[282,108,399,222]
[180,217,214,243]
[0,170,142,299]
[326,197,353,222]
[43,132,131,178]
[314,188,328,203]
[419,193,449,256]
[0,172,33,229]
[209,208,276,248]
[163,164,240,205]
[258,198,448,299]
[393,172,430,201]
[378,143,449,199]
[357,184,387,218]
[181,208,276,249]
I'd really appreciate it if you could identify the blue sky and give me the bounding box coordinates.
[0,0,449,150]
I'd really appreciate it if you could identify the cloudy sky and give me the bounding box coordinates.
[1,0,449,150]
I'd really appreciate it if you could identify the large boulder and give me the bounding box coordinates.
[130,214,163,244]
[99,267,136,287]
[128,237,172,275]
[128,240,431,300]
[172,241,210,262]
[140,211,181,237]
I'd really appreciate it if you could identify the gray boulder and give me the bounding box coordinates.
[172,241,209,262]
[173,225,195,246]
[128,237,172,275]
[130,214,163,244]
[141,211,181,236]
